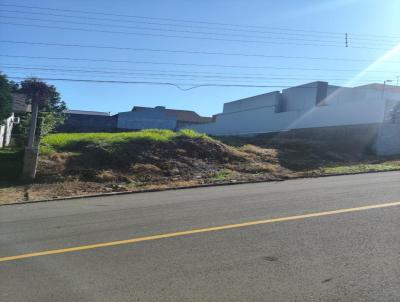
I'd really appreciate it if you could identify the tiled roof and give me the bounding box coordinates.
[67,110,110,116]
[132,106,212,123]
[355,84,400,93]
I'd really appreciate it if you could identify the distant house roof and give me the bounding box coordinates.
[355,84,400,93]
[11,93,31,114]
[132,106,212,123]
[67,110,110,116]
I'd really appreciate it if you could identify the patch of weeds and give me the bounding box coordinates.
[210,169,231,181]
[318,162,400,175]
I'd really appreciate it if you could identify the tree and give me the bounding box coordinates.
[19,78,67,180]
[16,79,67,143]
[0,73,13,121]
[20,78,54,148]
[38,85,67,136]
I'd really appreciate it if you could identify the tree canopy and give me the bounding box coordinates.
[0,73,13,121]
[18,78,67,136]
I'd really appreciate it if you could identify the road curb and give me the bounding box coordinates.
[1,169,400,207]
[0,178,287,207]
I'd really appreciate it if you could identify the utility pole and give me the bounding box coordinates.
[345,33,348,48]
[22,98,40,180]
[21,79,51,181]
[381,80,393,100]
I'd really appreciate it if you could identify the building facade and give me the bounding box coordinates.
[59,110,118,132]
[186,81,400,136]
[117,106,211,131]
[11,93,31,114]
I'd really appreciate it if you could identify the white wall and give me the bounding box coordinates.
[3,114,14,147]
[186,84,399,136]
[223,91,280,113]
[0,125,4,148]
[282,82,319,111]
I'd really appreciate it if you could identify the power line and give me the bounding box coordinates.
[0,14,349,44]
[2,3,400,41]
[0,65,390,82]
[4,69,387,86]
[2,76,308,91]
[2,54,399,72]
[3,62,396,75]
[2,20,395,50]
[0,8,347,40]
[5,76,376,91]
[2,11,398,46]
[1,21,357,48]
[0,3,350,34]
[3,41,399,63]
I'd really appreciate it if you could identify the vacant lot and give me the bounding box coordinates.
[1,129,400,204]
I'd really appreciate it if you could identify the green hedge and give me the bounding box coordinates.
[0,149,23,181]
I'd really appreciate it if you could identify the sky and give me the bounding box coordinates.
[0,0,399,116]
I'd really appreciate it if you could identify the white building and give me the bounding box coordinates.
[186,81,400,136]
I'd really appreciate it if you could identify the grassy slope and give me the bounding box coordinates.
[40,129,209,154]
[2,130,400,203]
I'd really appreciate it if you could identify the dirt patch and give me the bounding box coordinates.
[0,184,26,204]
[2,135,400,204]
[35,137,290,186]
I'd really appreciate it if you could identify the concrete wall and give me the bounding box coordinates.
[282,82,320,111]
[376,124,400,156]
[59,114,117,132]
[188,98,386,136]
[225,123,380,156]
[223,91,280,113]
[376,99,400,156]
[117,109,177,130]
[186,82,399,136]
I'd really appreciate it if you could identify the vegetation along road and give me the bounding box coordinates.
[1,171,400,301]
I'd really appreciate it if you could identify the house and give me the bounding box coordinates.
[1,93,26,148]
[57,106,211,132]
[11,93,31,114]
[58,110,118,132]
[117,106,212,131]
[185,81,400,155]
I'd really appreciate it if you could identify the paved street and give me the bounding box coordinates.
[1,172,400,301]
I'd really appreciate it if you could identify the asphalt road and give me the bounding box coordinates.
[1,172,400,301]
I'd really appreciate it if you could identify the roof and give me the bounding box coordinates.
[355,84,400,93]
[67,110,110,116]
[11,93,31,113]
[132,106,212,123]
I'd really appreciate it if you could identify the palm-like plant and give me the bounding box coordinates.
[20,78,53,148]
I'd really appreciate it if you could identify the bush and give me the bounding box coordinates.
[0,149,23,181]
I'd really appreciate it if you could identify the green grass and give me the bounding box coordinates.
[210,169,231,181]
[40,129,210,154]
[317,161,400,175]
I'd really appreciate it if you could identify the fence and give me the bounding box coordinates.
[0,113,18,148]
[0,124,4,148]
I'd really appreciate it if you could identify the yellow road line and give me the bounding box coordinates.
[2,200,400,263]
